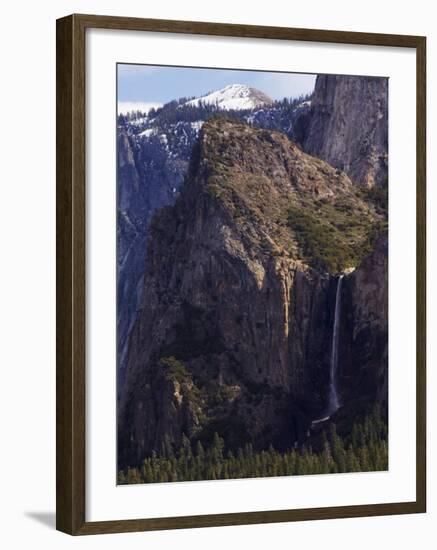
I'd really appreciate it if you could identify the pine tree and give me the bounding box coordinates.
[346,446,360,472]
[358,446,371,471]
[321,431,333,473]
[118,409,388,483]
[161,435,174,460]
[211,432,224,467]
[329,424,346,473]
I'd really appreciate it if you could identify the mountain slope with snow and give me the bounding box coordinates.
[185,84,273,110]
[116,87,312,388]
[118,101,163,115]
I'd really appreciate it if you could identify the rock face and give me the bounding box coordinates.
[117,129,187,391]
[118,118,387,468]
[116,95,312,389]
[340,233,388,407]
[303,75,388,188]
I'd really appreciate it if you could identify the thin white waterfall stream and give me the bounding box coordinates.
[327,274,344,416]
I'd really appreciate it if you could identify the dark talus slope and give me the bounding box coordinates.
[118,118,386,468]
[303,75,388,188]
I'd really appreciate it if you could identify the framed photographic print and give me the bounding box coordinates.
[56,14,426,535]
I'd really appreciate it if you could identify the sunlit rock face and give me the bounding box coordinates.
[303,75,388,188]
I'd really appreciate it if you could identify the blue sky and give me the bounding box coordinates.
[117,64,316,109]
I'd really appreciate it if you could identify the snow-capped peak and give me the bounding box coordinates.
[185,84,273,111]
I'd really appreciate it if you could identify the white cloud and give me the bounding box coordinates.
[117,101,162,115]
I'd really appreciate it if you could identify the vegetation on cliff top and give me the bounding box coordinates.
[198,118,387,273]
[287,201,387,273]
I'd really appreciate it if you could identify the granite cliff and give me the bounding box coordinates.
[340,233,388,406]
[116,92,312,390]
[302,75,388,188]
[118,118,388,468]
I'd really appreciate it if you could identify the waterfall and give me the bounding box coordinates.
[327,274,344,416]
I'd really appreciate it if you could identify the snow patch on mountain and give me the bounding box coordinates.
[118,101,163,115]
[138,128,157,138]
[191,120,204,133]
[185,84,273,111]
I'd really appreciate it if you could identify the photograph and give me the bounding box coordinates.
[116,64,389,485]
